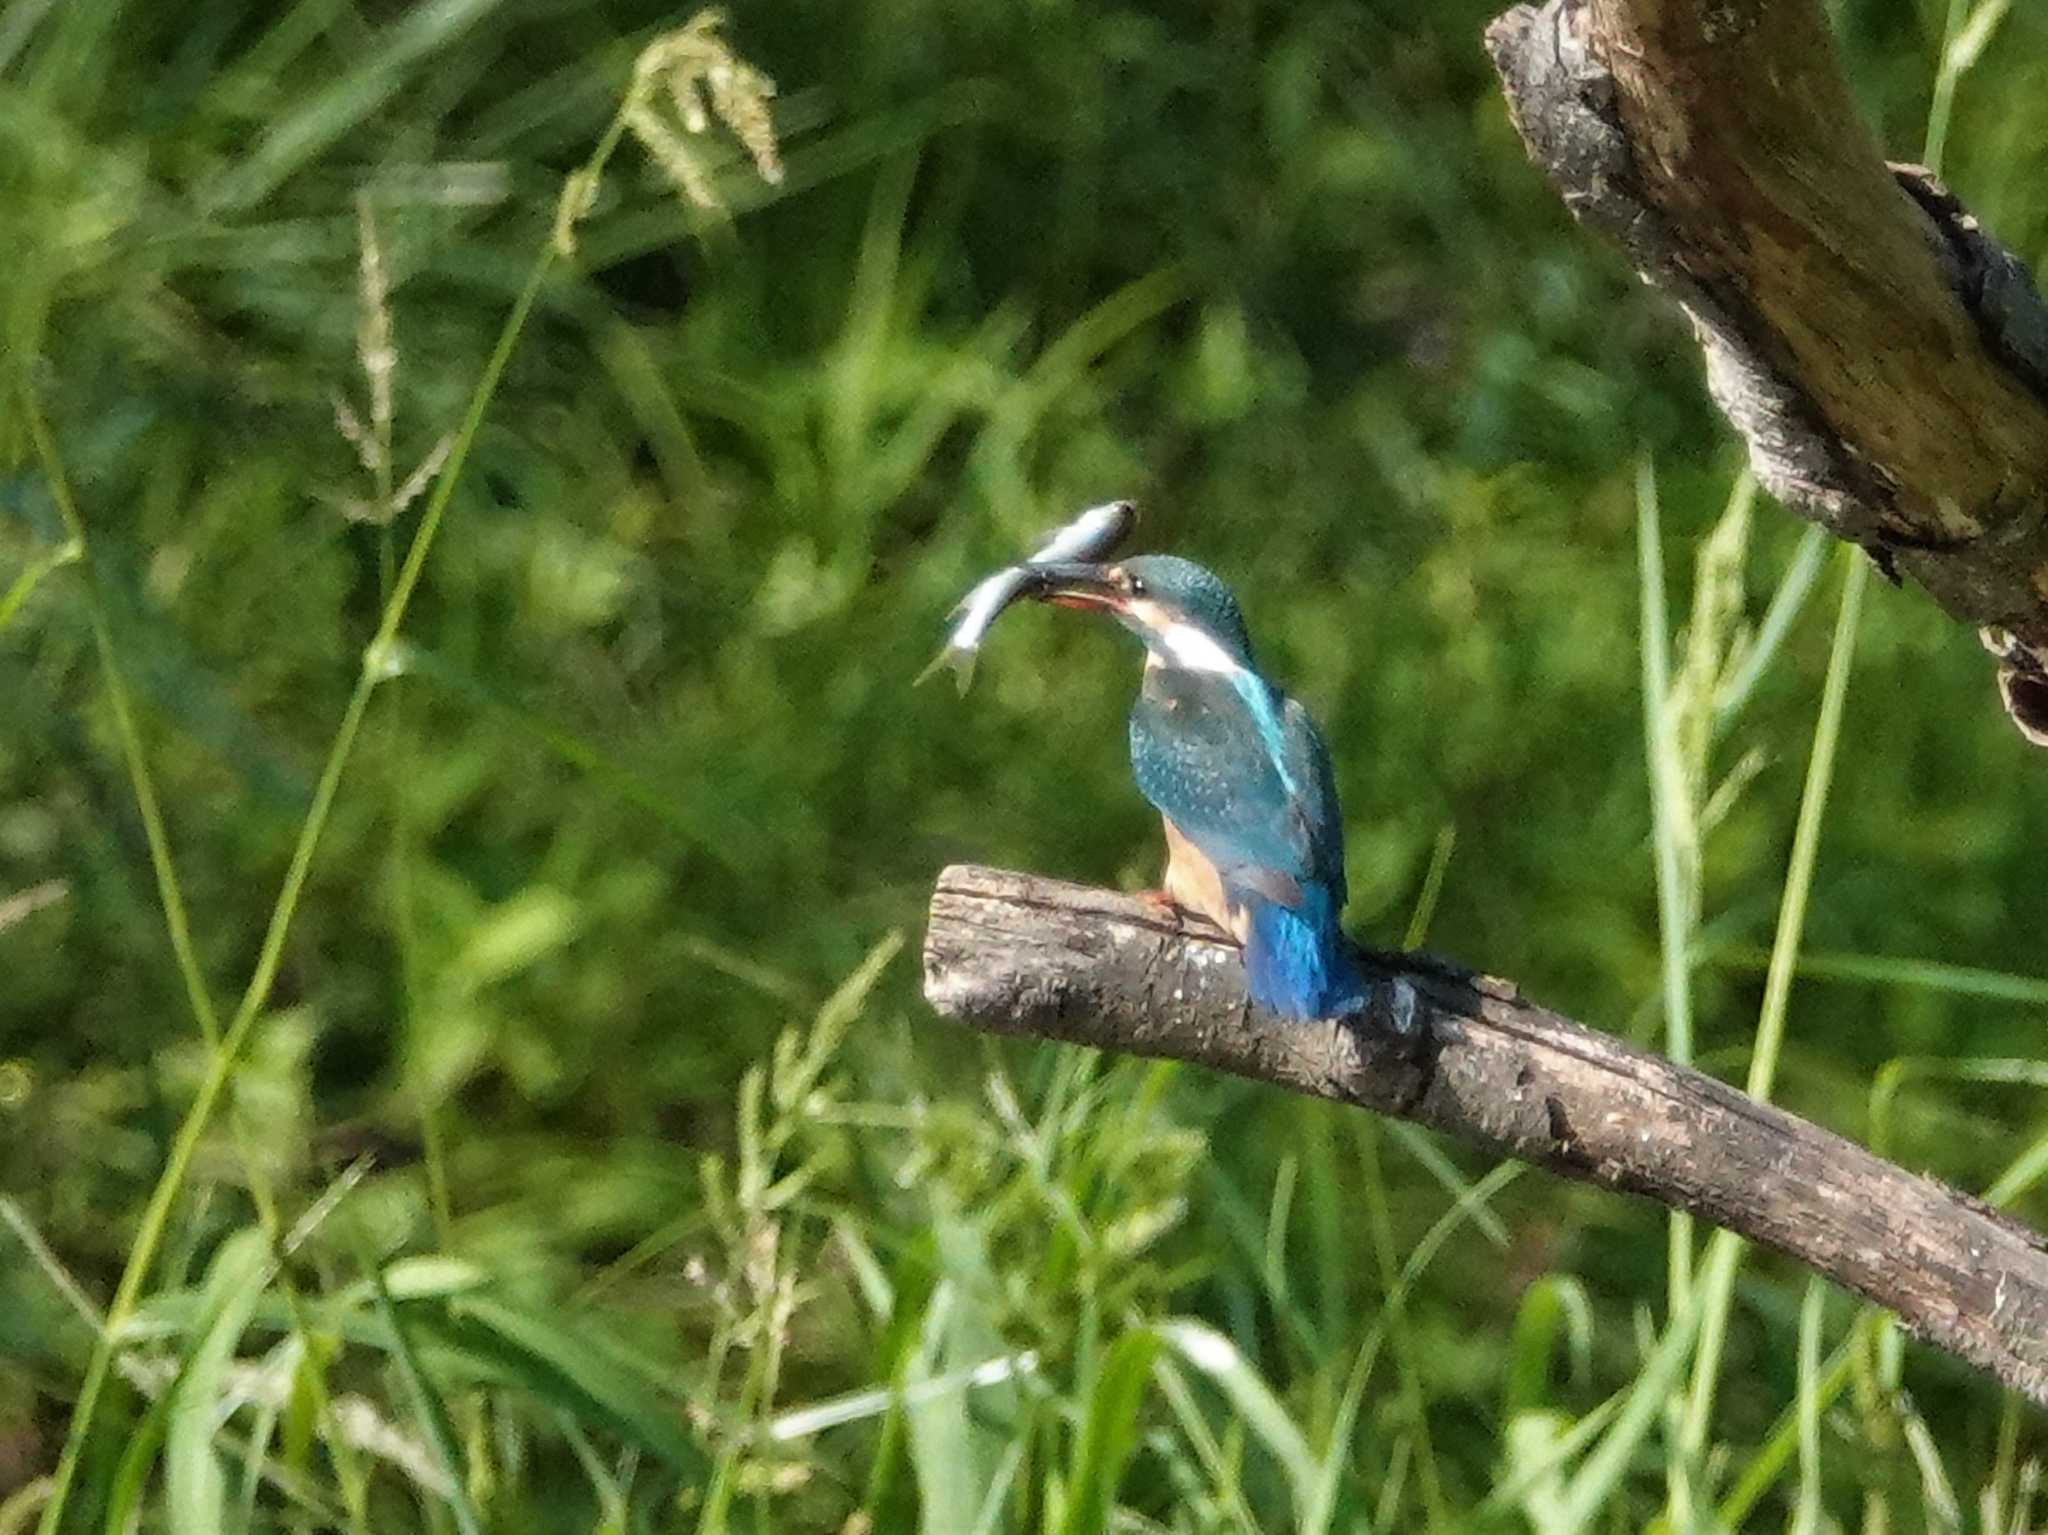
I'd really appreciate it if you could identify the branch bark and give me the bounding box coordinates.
[925,864,2048,1405]
[1484,0,2048,746]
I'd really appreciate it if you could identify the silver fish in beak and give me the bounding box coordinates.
[918,499,1138,692]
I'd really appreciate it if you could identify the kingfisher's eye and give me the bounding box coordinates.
[1129,575,1147,596]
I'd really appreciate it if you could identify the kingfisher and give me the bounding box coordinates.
[1024,554,1370,1022]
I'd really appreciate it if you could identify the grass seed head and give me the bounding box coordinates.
[554,10,782,255]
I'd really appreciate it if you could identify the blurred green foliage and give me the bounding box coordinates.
[4,0,2048,1528]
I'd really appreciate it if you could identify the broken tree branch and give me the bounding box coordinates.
[924,865,2048,1405]
[1483,0,2048,746]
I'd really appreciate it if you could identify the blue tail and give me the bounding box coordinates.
[1241,883,1366,1021]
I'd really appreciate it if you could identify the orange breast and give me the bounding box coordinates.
[1161,816,1248,942]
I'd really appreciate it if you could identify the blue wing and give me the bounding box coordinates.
[1127,667,1347,909]
[1280,693,1349,907]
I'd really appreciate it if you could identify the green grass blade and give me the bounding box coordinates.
[1748,554,1871,1082]
[767,1352,1040,1442]
[1303,1159,1525,1535]
[1925,0,2014,176]
[1388,1122,1510,1248]
[419,1295,708,1478]
[905,1215,1017,1534]
[200,0,512,211]
[1901,1396,1965,1533]
[1486,1394,1624,1523]
[1713,1330,1857,1529]
[364,1259,482,1535]
[1157,1319,1316,1516]
[0,1196,104,1333]
[233,1338,295,1533]
[1636,454,1689,1069]
[1681,550,1868,1468]
[1636,456,1697,1330]
[1055,1327,1161,1535]
[1401,823,1457,950]
[1149,1358,1267,1534]
[1869,1057,2048,1160]
[1704,946,2048,1005]
[557,1414,627,1534]
[1505,1276,1595,1418]
[1552,1299,1703,1535]
[1788,1279,1826,1535]
[165,1230,270,1535]
[15,382,221,1046]
[1863,1055,2048,1206]
[1355,1122,1447,1529]
[966,1438,1028,1535]
[1714,522,1828,732]
[15,366,347,1535]
[1987,1132,2048,1206]
[100,1393,176,1535]
[1637,455,1704,1525]
[0,534,80,632]
[1201,1163,1321,1363]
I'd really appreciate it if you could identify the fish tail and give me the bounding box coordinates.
[914,646,977,693]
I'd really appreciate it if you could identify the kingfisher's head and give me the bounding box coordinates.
[1029,554,1257,673]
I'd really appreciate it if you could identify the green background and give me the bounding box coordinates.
[4,0,2048,1527]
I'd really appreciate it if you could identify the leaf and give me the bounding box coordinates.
[1789,1279,1827,1535]
[365,1256,482,1535]
[1502,1409,1577,1535]
[780,929,902,1111]
[906,1210,1016,1534]
[1947,0,2014,75]
[1056,1328,1160,1535]
[1548,1300,1703,1535]
[414,1294,706,1477]
[0,537,81,633]
[166,1229,272,1535]
[445,885,579,993]
[1505,1275,1594,1417]
[1156,1318,1316,1515]
[1714,523,1828,729]
[767,1351,1039,1442]
[334,1255,490,1309]
[201,0,515,211]
[1713,1327,1857,1529]
[101,1392,179,1535]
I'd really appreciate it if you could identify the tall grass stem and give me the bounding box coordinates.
[1680,550,1868,1464]
[16,383,223,1048]
[36,198,561,1535]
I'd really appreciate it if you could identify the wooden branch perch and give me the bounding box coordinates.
[1484,0,2048,746]
[925,865,2048,1405]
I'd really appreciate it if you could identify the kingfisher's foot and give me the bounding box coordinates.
[1135,888,1190,930]
[1138,890,1240,945]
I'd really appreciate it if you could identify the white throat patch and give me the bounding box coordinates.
[1142,608,1244,676]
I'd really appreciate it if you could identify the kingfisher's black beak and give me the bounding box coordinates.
[1024,561,1130,614]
